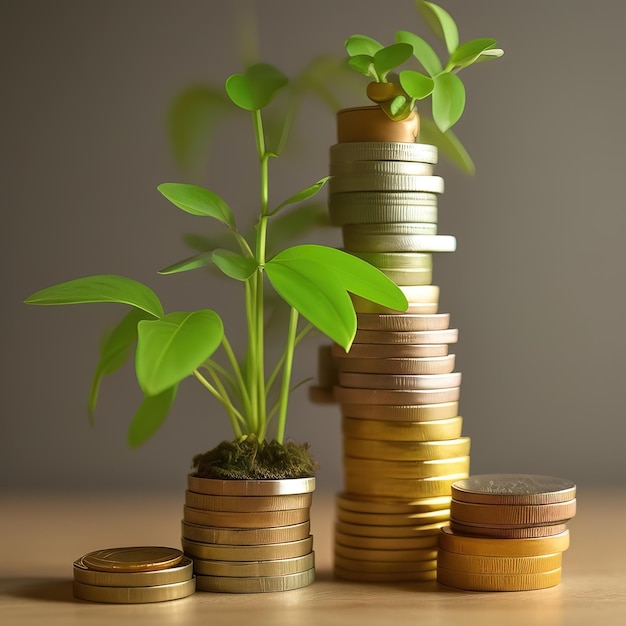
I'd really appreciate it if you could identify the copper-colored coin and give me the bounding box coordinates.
[451,474,576,505]
[354,328,458,345]
[187,476,315,496]
[181,536,313,561]
[309,385,335,403]
[73,578,196,603]
[449,521,568,539]
[437,567,562,592]
[195,568,315,593]
[339,372,461,390]
[337,355,455,376]
[185,491,313,513]
[335,543,438,562]
[337,493,451,514]
[344,456,470,479]
[356,313,449,331]
[183,506,309,529]
[341,401,459,422]
[336,521,443,540]
[192,552,315,577]
[73,557,193,587]
[333,342,449,359]
[336,508,450,527]
[181,520,310,546]
[343,416,464,442]
[438,527,570,556]
[335,531,442,551]
[437,548,562,575]
[335,386,460,405]
[345,474,468,499]
[450,498,577,527]
[80,547,183,573]
[344,437,471,461]
[335,567,437,582]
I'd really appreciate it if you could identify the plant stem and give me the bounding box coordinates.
[275,307,299,444]
[244,279,258,434]
[220,335,252,418]
[193,369,243,438]
[266,322,313,395]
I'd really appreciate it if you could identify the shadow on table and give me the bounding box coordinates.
[2,578,74,603]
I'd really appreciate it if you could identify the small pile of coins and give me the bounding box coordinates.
[316,139,471,582]
[181,475,315,593]
[73,546,195,603]
[437,474,577,591]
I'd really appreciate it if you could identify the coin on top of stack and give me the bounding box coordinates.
[437,474,576,591]
[73,546,195,603]
[182,476,315,593]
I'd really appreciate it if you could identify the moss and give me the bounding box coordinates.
[192,436,318,480]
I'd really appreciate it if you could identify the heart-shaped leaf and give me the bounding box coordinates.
[348,54,376,78]
[450,38,498,68]
[127,385,178,448]
[272,177,330,215]
[400,70,435,100]
[417,1,459,55]
[396,30,442,77]
[158,251,215,275]
[373,43,413,81]
[157,183,235,229]
[225,63,288,111]
[24,275,164,318]
[212,249,258,281]
[136,310,224,396]
[432,72,466,132]
[345,34,383,57]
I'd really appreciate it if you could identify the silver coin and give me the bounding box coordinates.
[350,251,433,270]
[330,142,438,164]
[329,205,438,226]
[330,161,434,177]
[329,175,444,194]
[344,233,457,253]
[343,223,440,236]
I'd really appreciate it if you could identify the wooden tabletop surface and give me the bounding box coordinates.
[1,488,625,625]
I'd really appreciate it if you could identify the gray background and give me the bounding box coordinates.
[2,0,624,493]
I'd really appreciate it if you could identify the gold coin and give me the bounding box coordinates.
[438,527,570,556]
[351,251,433,270]
[344,456,470,479]
[335,386,461,405]
[335,567,437,582]
[343,416,464,442]
[351,284,439,315]
[335,521,444,540]
[73,578,196,603]
[192,552,315,577]
[449,521,568,539]
[73,557,193,588]
[449,499,577,527]
[337,493,451,514]
[333,342,449,359]
[330,160,435,177]
[187,475,315,496]
[80,547,183,573]
[181,536,313,562]
[195,568,315,593]
[335,531,441,551]
[345,474,468,499]
[378,267,433,286]
[451,474,576,506]
[185,491,313,513]
[339,372,461,390]
[335,543,437,562]
[437,567,562,592]
[183,506,309,529]
[344,437,471,461]
[337,355,455,376]
[354,328,458,345]
[356,313,449,331]
[341,401,459,422]
[337,508,450,526]
[437,548,563,575]
[181,520,311,546]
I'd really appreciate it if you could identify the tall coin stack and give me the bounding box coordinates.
[181,476,315,593]
[326,139,471,582]
[437,474,576,591]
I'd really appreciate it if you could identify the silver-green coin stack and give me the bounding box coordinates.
[313,140,470,582]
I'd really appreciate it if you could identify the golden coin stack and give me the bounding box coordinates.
[437,474,577,591]
[181,475,315,593]
[324,141,471,582]
[73,546,195,603]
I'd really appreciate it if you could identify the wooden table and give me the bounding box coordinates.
[1,489,625,625]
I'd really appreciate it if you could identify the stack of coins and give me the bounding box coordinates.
[322,140,471,582]
[181,475,315,593]
[437,474,576,591]
[73,546,195,603]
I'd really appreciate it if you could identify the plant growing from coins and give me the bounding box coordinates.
[24,63,407,473]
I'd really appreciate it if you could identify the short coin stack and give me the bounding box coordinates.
[73,546,195,603]
[181,476,315,593]
[437,474,576,591]
[325,141,470,582]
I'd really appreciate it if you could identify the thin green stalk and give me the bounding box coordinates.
[193,369,243,438]
[203,364,247,430]
[220,334,251,418]
[275,307,299,444]
[266,322,313,395]
[244,277,258,433]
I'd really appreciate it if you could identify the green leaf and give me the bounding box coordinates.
[450,38,498,68]
[271,177,330,215]
[417,1,459,55]
[157,183,235,229]
[266,245,408,350]
[432,72,466,132]
[158,251,214,275]
[373,43,413,81]
[345,34,383,57]
[381,95,412,121]
[136,310,224,396]
[24,275,164,318]
[396,30,442,76]
[477,48,504,62]
[399,70,435,100]
[127,385,178,448]
[347,54,376,78]
[419,117,475,175]
[225,63,288,111]
[212,249,258,281]
[89,308,152,419]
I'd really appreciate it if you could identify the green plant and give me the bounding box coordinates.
[24,62,407,455]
